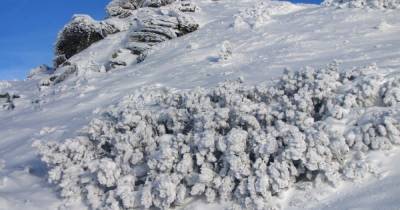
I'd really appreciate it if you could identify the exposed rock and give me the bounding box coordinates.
[106,0,144,18]
[54,15,119,67]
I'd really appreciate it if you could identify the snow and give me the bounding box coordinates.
[1,0,400,209]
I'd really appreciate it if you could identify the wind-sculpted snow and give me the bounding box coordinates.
[35,63,400,210]
[323,0,400,9]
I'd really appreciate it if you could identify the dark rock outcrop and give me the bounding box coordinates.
[54,15,119,67]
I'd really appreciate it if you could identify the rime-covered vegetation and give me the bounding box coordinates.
[36,63,400,209]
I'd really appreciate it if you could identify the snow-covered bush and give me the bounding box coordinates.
[54,15,119,67]
[0,92,20,110]
[106,49,138,71]
[218,41,233,61]
[380,76,400,106]
[322,0,400,9]
[39,64,78,87]
[36,63,400,209]
[345,110,400,151]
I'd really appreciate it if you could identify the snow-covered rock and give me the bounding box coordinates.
[27,65,55,80]
[54,15,119,67]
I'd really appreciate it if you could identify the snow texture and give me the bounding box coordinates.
[2,0,400,209]
[36,63,400,210]
[323,0,400,9]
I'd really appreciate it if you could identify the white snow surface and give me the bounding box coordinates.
[1,0,400,209]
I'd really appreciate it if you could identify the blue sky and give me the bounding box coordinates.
[0,0,321,80]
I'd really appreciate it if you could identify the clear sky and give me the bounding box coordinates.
[0,0,321,80]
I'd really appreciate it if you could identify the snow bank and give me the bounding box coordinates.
[35,63,400,209]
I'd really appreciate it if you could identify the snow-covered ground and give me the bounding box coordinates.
[1,0,400,209]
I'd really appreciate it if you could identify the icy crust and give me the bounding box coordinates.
[322,0,400,9]
[35,63,400,210]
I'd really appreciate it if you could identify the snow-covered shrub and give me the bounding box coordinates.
[106,49,138,71]
[218,41,233,61]
[322,0,400,9]
[345,110,400,151]
[54,15,119,67]
[380,76,400,106]
[0,92,20,110]
[36,63,399,209]
[39,64,78,87]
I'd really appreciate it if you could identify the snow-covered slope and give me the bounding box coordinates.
[1,0,400,209]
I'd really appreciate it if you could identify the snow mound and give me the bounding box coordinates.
[35,63,400,210]
[323,0,400,9]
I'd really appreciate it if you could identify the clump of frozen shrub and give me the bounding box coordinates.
[380,76,400,106]
[36,63,400,209]
[345,110,400,151]
[0,92,20,110]
[218,41,233,61]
